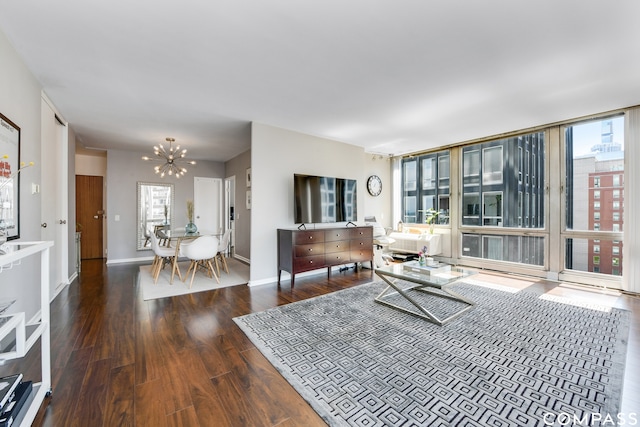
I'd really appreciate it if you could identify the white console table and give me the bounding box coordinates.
[0,241,53,426]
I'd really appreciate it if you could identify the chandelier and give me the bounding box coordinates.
[141,137,196,178]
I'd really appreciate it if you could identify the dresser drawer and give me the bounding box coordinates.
[325,229,351,242]
[324,240,350,254]
[293,230,325,245]
[294,255,325,271]
[351,227,372,240]
[351,248,373,262]
[325,251,351,264]
[294,243,325,258]
[351,238,372,251]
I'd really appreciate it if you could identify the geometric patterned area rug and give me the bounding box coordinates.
[233,281,630,426]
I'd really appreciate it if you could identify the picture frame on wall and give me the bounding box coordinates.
[0,112,21,241]
[246,190,251,210]
[246,168,251,188]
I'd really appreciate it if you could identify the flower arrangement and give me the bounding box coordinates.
[186,199,194,223]
[0,154,35,190]
[418,245,428,265]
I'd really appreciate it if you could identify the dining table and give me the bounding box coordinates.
[160,228,222,284]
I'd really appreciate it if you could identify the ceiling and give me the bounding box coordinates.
[1,0,640,162]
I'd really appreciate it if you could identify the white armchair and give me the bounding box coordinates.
[364,217,395,268]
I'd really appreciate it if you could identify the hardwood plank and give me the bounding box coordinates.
[104,364,135,427]
[134,316,160,384]
[167,406,200,427]
[135,379,169,427]
[179,345,235,427]
[71,358,112,427]
[41,346,94,426]
[110,305,136,368]
[210,372,268,427]
[154,315,194,414]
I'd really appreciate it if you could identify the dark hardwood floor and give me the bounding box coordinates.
[1,259,637,426]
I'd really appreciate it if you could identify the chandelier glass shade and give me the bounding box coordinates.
[141,137,196,178]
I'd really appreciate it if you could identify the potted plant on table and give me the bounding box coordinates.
[418,208,440,233]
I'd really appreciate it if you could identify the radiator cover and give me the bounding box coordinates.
[388,232,441,255]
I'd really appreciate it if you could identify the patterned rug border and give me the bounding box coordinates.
[233,280,631,426]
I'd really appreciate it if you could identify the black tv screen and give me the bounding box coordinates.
[294,174,357,224]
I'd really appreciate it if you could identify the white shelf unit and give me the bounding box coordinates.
[0,240,53,426]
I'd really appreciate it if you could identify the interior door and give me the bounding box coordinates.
[194,177,223,233]
[76,175,104,259]
[41,96,69,295]
[225,176,236,254]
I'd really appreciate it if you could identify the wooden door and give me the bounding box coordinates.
[76,175,104,259]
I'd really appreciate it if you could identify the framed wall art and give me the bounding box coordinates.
[0,112,21,241]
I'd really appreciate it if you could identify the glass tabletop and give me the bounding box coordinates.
[158,228,220,238]
[375,261,476,288]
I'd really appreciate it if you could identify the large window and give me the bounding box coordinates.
[564,116,624,277]
[461,134,545,229]
[459,133,545,265]
[396,111,630,284]
[401,151,450,224]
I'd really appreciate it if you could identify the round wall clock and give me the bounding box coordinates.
[367,175,382,196]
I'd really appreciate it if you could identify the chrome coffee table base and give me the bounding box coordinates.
[374,264,476,326]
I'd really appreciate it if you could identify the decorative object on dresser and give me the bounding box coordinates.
[278,226,373,286]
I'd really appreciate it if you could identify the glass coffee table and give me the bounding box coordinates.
[374,262,477,326]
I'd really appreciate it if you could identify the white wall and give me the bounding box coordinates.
[0,29,45,318]
[249,122,391,286]
[76,150,107,176]
[225,149,251,261]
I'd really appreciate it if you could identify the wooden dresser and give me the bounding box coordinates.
[277,225,373,286]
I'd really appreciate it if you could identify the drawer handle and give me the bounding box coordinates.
[309,236,313,240]
[309,260,313,264]
[308,248,313,252]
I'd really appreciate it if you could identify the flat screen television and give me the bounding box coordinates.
[294,174,357,224]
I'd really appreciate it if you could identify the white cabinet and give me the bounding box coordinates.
[0,241,53,426]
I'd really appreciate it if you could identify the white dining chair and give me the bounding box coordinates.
[214,229,231,275]
[150,232,181,284]
[181,235,220,288]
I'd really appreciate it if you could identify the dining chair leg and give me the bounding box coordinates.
[170,258,182,283]
[153,256,162,284]
[207,260,220,284]
[219,253,229,274]
[214,257,221,276]
[183,260,195,283]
